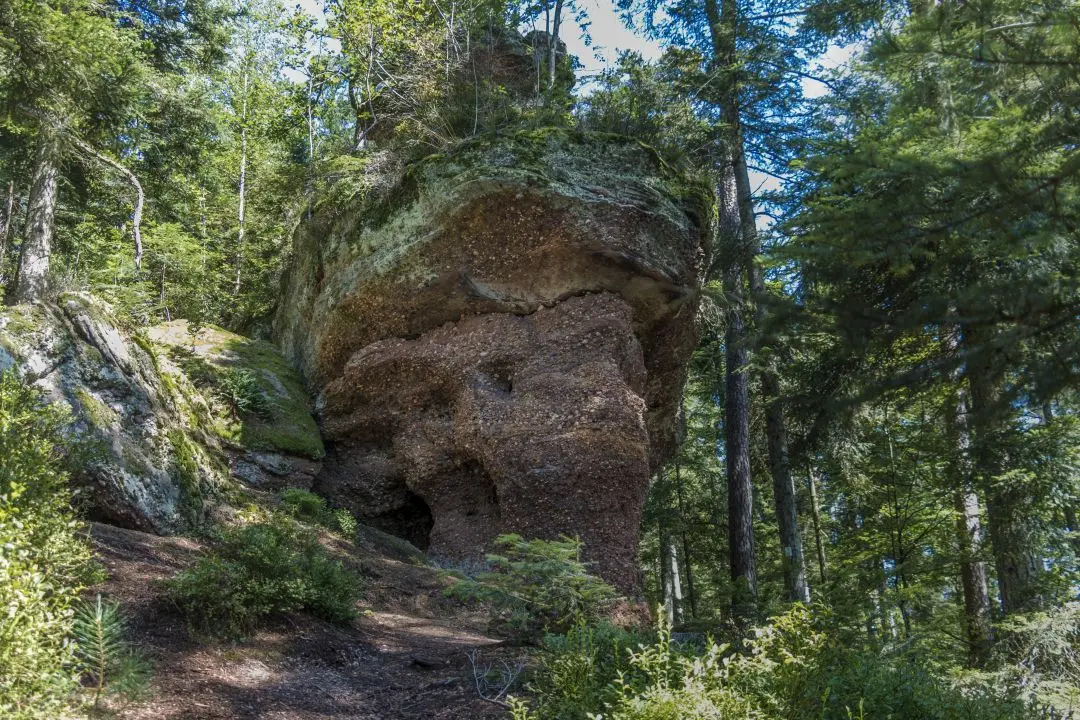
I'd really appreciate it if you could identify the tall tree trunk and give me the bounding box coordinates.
[725,266,757,617]
[807,465,829,585]
[234,69,249,297]
[674,457,698,618]
[943,326,993,665]
[10,133,59,305]
[966,328,1041,614]
[546,0,564,90]
[0,180,14,273]
[751,263,809,603]
[706,0,758,618]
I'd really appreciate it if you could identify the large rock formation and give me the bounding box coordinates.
[276,130,713,590]
[0,295,322,531]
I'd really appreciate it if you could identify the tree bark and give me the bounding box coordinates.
[0,180,14,271]
[674,457,698,618]
[807,465,828,585]
[725,265,757,617]
[234,69,249,297]
[661,529,684,627]
[943,325,993,665]
[547,0,564,90]
[10,133,59,305]
[966,328,1041,614]
[751,263,809,603]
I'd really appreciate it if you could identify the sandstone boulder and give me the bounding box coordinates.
[276,129,713,590]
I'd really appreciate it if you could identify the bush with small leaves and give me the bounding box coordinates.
[447,534,619,640]
[513,606,1041,720]
[166,513,363,639]
[0,371,98,718]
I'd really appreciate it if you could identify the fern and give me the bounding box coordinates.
[72,595,151,710]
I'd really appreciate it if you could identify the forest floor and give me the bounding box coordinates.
[89,523,522,720]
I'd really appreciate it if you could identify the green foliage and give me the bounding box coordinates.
[516,607,1041,720]
[217,367,271,419]
[0,371,98,718]
[448,534,619,639]
[166,513,363,639]
[72,594,152,709]
[278,488,357,536]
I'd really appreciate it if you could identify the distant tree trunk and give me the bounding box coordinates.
[234,69,249,297]
[750,265,808,603]
[546,0,564,90]
[661,529,684,627]
[71,137,144,271]
[807,465,828,585]
[0,180,14,270]
[10,133,60,305]
[725,266,757,617]
[943,326,993,666]
[966,328,1041,614]
[674,457,698,619]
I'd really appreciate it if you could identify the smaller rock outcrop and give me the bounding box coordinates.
[0,295,321,532]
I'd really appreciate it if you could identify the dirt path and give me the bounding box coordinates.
[90,524,521,720]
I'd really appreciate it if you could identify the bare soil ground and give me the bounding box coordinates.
[89,523,522,720]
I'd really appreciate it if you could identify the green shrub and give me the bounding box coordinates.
[448,534,619,640]
[166,513,363,639]
[0,371,98,718]
[279,488,358,536]
[514,606,1039,720]
[73,594,152,709]
[218,368,271,419]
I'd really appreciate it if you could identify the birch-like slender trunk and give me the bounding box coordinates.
[0,180,14,272]
[234,69,249,297]
[807,465,828,585]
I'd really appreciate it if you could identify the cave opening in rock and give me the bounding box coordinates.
[369,491,435,551]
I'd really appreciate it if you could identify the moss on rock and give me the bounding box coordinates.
[147,321,324,460]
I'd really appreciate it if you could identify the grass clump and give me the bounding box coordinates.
[279,487,358,536]
[448,534,619,641]
[0,371,99,718]
[166,513,363,639]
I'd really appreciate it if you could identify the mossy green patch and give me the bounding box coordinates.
[148,321,324,460]
[74,387,117,428]
[168,429,205,526]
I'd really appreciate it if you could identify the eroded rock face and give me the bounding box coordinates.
[276,130,713,590]
[0,296,321,532]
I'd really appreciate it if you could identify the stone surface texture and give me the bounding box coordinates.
[0,296,320,532]
[276,130,713,590]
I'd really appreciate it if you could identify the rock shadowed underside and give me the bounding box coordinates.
[276,129,714,590]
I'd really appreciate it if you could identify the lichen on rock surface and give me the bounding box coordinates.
[276,129,714,591]
[0,295,324,533]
